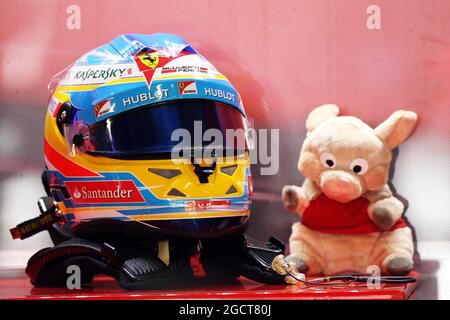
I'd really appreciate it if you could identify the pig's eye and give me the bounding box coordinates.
[320,153,336,168]
[350,158,369,175]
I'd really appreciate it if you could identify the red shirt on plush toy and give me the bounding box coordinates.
[302,194,407,234]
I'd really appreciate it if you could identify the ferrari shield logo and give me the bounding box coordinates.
[137,52,159,69]
[133,48,193,88]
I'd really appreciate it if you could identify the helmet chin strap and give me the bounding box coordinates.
[10,197,63,240]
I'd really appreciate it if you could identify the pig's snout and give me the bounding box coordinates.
[320,171,362,203]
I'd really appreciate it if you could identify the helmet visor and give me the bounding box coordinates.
[80,100,248,158]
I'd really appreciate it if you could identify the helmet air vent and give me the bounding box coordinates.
[167,188,186,197]
[221,165,237,176]
[148,168,182,179]
[226,185,238,194]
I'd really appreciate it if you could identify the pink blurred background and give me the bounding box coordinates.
[1,0,449,131]
[0,1,449,291]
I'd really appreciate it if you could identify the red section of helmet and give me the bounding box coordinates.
[44,139,99,177]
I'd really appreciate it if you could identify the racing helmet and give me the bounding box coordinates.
[43,33,253,240]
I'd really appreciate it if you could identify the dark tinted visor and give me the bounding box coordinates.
[83,100,247,157]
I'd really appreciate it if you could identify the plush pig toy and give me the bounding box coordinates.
[280,104,417,279]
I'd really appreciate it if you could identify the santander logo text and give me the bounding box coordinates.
[65,180,145,204]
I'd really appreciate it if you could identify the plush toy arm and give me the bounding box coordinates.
[365,185,405,230]
[282,185,308,215]
[282,179,321,216]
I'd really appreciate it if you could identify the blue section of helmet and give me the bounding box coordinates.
[108,33,198,60]
[76,33,197,65]
[60,33,245,125]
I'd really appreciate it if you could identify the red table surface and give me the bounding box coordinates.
[0,269,418,300]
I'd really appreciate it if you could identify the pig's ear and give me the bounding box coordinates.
[306,104,340,132]
[374,110,418,149]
